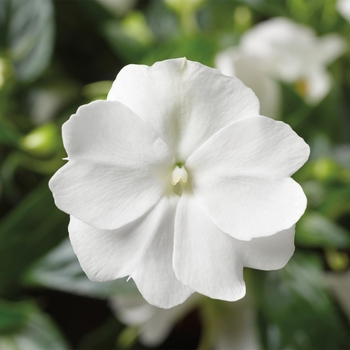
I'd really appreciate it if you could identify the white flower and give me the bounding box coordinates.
[217,18,346,105]
[111,292,260,350]
[49,58,309,308]
[111,293,200,347]
[337,0,350,22]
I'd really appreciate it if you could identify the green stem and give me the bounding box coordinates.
[180,10,199,36]
[197,300,217,350]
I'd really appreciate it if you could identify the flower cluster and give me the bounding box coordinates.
[49,58,309,308]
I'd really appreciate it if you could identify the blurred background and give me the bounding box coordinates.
[0,0,350,349]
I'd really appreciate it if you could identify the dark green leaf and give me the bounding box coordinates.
[0,299,31,333]
[0,301,69,350]
[253,252,347,350]
[23,238,139,298]
[0,181,68,293]
[142,35,217,67]
[0,119,21,147]
[296,212,350,249]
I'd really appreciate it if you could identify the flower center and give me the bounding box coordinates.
[295,79,308,97]
[171,163,188,186]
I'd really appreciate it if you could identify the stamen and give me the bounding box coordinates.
[295,79,308,97]
[171,165,188,186]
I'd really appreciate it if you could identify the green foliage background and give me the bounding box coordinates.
[0,0,349,349]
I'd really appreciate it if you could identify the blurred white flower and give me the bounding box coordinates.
[217,18,346,106]
[111,292,260,349]
[49,58,309,308]
[111,293,200,347]
[337,0,350,22]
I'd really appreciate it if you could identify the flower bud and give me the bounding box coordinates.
[20,123,60,158]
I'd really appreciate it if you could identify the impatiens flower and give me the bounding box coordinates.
[49,58,309,309]
[216,17,346,106]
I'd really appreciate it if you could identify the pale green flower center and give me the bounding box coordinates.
[171,163,188,186]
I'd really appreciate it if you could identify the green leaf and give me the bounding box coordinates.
[102,20,151,63]
[254,252,347,350]
[0,181,68,293]
[23,238,139,299]
[141,35,217,67]
[296,212,350,249]
[0,299,32,333]
[0,0,55,82]
[0,301,69,350]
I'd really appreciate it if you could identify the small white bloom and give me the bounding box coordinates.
[111,292,259,349]
[111,293,200,346]
[49,58,309,308]
[218,18,346,105]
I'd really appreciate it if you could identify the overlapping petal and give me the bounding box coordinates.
[239,225,295,270]
[173,192,246,301]
[187,116,309,240]
[49,100,174,230]
[173,193,295,300]
[188,116,309,177]
[69,196,193,308]
[107,58,260,160]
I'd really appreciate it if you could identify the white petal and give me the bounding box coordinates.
[214,47,240,77]
[241,17,315,61]
[304,67,331,105]
[316,34,347,65]
[139,294,199,345]
[111,295,156,326]
[107,58,259,160]
[174,193,295,299]
[173,193,246,301]
[187,116,308,240]
[49,100,174,230]
[69,196,193,309]
[188,116,309,179]
[193,175,305,241]
[240,225,295,270]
